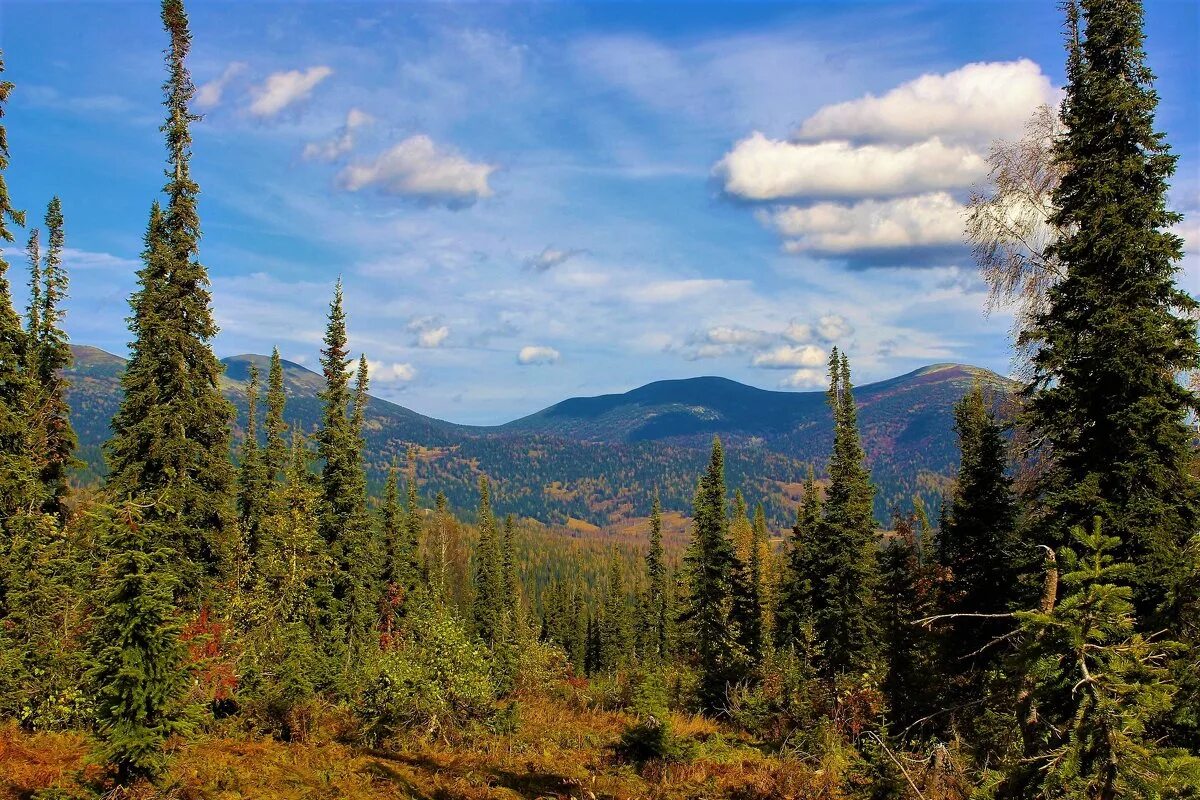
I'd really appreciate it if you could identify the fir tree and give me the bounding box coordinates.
[24,227,38,344]
[777,466,820,649]
[682,437,745,711]
[645,490,669,661]
[1023,0,1200,626]
[501,513,518,618]
[404,464,424,590]
[599,549,631,671]
[264,347,288,485]
[811,350,879,677]
[30,197,77,518]
[0,51,40,526]
[104,0,236,605]
[237,363,269,554]
[88,502,193,785]
[878,512,938,731]
[1000,520,1200,798]
[472,475,502,645]
[378,465,406,589]
[938,384,1022,684]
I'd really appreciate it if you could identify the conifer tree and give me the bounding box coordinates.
[729,491,763,668]
[237,363,269,554]
[599,549,631,671]
[428,490,450,599]
[501,513,518,617]
[811,350,879,677]
[264,347,288,485]
[682,437,745,711]
[878,513,937,730]
[0,52,40,526]
[88,503,193,785]
[751,502,774,650]
[1000,520,1200,798]
[472,476,502,645]
[777,467,820,648]
[1023,0,1200,626]
[938,384,1021,683]
[405,464,424,589]
[645,491,669,661]
[105,0,236,605]
[315,281,373,661]
[378,465,406,589]
[29,197,77,517]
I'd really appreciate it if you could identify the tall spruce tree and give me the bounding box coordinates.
[1023,0,1200,626]
[315,281,374,661]
[264,347,288,485]
[24,227,39,346]
[878,513,938,730]
[88,503,193,785]
[729,490,763,668]
[30,197,77,518]
[645,490,669,661]
[0,51,40,526]
[811,350,879,677]
[599,549,631,672]
[501,513,518,618]
[777,466,821,649]
[682,437,745,711]
[104,0,236,605]
[938,384,1021,684]
[378,465,405,590]
[472,476,503,645]
[237,363,268,554]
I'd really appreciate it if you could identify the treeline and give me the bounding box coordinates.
[1,0,1199,798]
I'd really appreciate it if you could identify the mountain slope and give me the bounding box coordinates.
[64,346,1013,527]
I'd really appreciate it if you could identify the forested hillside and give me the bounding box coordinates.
[66,345,1008,527]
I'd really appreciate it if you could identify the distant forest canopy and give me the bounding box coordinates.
[0,0,1198,799]
[65,342,1012,530]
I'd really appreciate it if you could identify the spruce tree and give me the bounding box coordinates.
[777,467,820,649]
[428,490,450,599]
[405,467,424,590]
[378,465,406,589]
[264,347,288,485]
[88,503,193,785]
[105,0,236,606]
[811,350,879,677]
[599,549,631,671]
[237,363,269,555]
[682,437,745,711]
[0,51,40,526]
[752,502,774,651]
[1024,0,1200,626]
[729,491,763,668]
[645,491,669,661]
[878,513,937,731]
[30,197,77,518]
[472,475,502,645]
[938,384,1021,684]
[501,513,518,618]
[24,227,39,344]
[1000,520,1200,798]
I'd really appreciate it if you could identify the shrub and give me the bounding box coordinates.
[356,603,496,743]
[616,670,695,765]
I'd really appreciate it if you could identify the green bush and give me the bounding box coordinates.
[357,603,496,743]
[616,669,695,765]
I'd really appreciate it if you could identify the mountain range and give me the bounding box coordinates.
[65,345,1014,530]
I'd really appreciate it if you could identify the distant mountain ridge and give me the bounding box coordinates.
[65,346,1014,529]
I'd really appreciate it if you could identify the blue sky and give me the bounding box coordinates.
[2,0,1197,424]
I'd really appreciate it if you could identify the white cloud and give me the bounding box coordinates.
[249,65,333,117]
[705,325,770,347]
[524,246,584,272]
[681,325,772,359]
[751,343,826,369]
[417,326,450,348]
[816,313,853,342]
[338,135,495,205]
[62,248,139,272]
[798,60,1057,147]
[303,107,374,161]
[195,62,246,110]
[367,360,417,383]
[780,368,826,389]
[766,192,966,253]
[517,345,560,365]
[715,133,986,200]
[784,314,854,343]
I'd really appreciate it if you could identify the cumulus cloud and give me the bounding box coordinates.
[784,313,853,344]
[517,345,560,365]
[418,326,450,348]
[780,368,826,389]
[524,246,584,272]
[766,192,966,254]
[681,325,772,359]
[303,107,374,161]
[195,62,246,110]
[338,135,495,205]
[751,344,826,369]
[798,60,1057,147]
[249,65,333,117]
[715,133,986,201]
[367,360,417,383]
